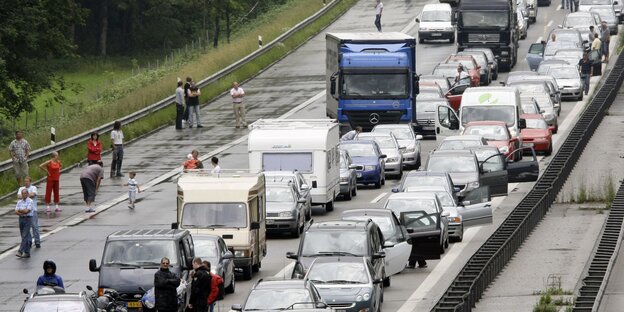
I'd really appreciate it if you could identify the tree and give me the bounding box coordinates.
[0,0,85,119]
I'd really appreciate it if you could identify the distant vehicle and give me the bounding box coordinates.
[264,171,312,220]
[526,0,539,22]
[561,11,602,30]
[356,132,403,177]
[339,150,360,200]
[503,71,538,84]
[191,234,236,295]
[508,80,561,114]
[521,114,554,155]
[393,171,458,199]
[21,288,99,312]
[371,124,423,169]
[578,0,617,17]
[419,75,453,94]
[517,8,528,40]
[462,121,520,160]
[544,48,584,66]
[523,93,558,132]
[417,84,446,101]
[265,182,308,237]
[520,96,543,114]
[463,48,499,80]
[443,54,482,86]
[230,279,328,312]
[415,99,449,135]
[419,77,464,111]
[340,141,386,188]
[416,3,455,43]
[538,63,584,101]
[590,7,619,34]
[426,149,487,197]
[457,50,493,85]
[305,257,384,312]
[437,134,489,150]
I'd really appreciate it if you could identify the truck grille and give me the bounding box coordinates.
[416,118,434,125]
[266,213,279,217]
[344,110,405,131]
[468,33,500,43]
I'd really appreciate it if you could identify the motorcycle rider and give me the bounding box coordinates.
[154,257,181,312]
[36,260,64,290]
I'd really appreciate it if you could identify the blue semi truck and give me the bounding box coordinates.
[325,32,419,134]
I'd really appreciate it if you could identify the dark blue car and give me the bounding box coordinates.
[340,141,386,188]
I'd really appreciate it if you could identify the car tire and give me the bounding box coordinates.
[416,154,421,170]
[325,200,334,212]
[553,125,558,134]
[440,242,446,254]
[578,93,584,101]
[344,186,353,200]
[383,276,391,287]
[493,70,498,80]
[545,144,553,156]
[381,175,386,186]
[306,205,312,221]
[450,225,464,243]
[397,167,403,179]
[252,261,261,273]
[225,274,236,293]
[242,264,253,280]
[374,179,382,189]
[444,235,449,249]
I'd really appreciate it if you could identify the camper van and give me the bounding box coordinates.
[174,170,266,280]
[248,119,341,212]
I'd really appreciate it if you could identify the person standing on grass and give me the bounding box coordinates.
[187,83,203,128]
[80,162,104,213]
[17,176,40,249]
[184,77,193,126]
[175,81,185,130]
[230,82,246,129]
[15,188,33,258]
[124,171,140,209]
[39,152,62,212]
[87,132,102,166]
[374,0,383,32]
[9,131,31,186]
[110,121,125,178]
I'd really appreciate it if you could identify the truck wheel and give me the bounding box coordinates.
[242,264,253,280]
[252,261,261,273]
[325,200,334,212]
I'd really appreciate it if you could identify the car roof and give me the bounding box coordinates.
[108,229,189,240]
[26,293,86,302]
[430,149,475,156]
[468,145,500,153]
[357,132,394,139]
[190,233,221,241]
[341,140,376,146]
[423,3,452,10]
[253,279,310,290]
[443,135,484,141]
[387,192,439,200]
[508,71,538,77]
[342,209,394,217]
[403,185,448,193]
[405,170,450,177]
[464,121,507,127]
[309,220,370,230]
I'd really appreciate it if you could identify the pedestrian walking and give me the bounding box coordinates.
[340,126,362,141]
[184,77,193,126]
[374,0,383,32]
[569,0,578,12]
[230,82,246,129]
[124,172,140,209]
[110,121,125,178]
[187,83,203,128]
[39,152,62,213]
[9,130,31,186]
[15,188,34,258]
[561,0,567,9]
[600,21,610,63]
[17,176,40,248]
[37,260,64,290]
[154,257,181,312]
[579,52,593,95]
[87,132,102,166]
[210,157,220,174]
[80,162,104,213]
[203,261,223,312]
[175,81,185,130]
[188,257,211,312]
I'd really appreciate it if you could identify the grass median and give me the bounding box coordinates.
[0,0,357,198]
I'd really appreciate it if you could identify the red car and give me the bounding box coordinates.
[443,55,481,87]
[419,80,463,111]
[520,114,553,156]
[462,121,521,161]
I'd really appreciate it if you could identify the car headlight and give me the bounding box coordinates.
[387,157,397,163]
[498,146,510,154]
[405,146,415,153]
[234,249,250,257]
[364,165,377,171]
[279,211,293,218]
[448,216,462,223]
[501,51,510,56]
[356,295,363,302]
[466,181,480,191]
[362,293,371,301]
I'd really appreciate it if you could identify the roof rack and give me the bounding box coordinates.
[181,169,261,178]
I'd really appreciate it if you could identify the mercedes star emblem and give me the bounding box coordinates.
[369,113,380,124]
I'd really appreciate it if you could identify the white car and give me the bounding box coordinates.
[416,3,455,43]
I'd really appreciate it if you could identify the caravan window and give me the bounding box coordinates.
[263,153,313,172]
[182,203,247,228]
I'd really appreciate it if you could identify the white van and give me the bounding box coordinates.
[434,87,526,142]
[248,119,341,212]
[416,3,455,43]
[174,170,266,280]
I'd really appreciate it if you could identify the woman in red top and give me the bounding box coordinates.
[87,132,102,165]
[39,151,62,212]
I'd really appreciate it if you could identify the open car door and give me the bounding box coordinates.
[445,80,468,111]
[526,42,545,71]
[506,147,539,183]
[435,104,461,143]
[383,214,412,276]
[479,153,508,197]
[400,211,442,260]
[457,187,493,227]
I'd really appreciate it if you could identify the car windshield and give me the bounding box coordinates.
[182,202,247,228]
[102,240,177,266]
[307,262,369,284]
[432,66,458,77]
[358,136,395,149]
[341,73,409,99]
[428,156,477,172]
[422,10,451,22]
[23,300,86,312]
[549,67,578,79]
[461,11,509,27]
[194,239,219,259]
[525,118,549,129]
[464,125,509,141]
[473,150,504,172]
[461,106,516,127]
[402,176,448,190]
[521,103,539,114]
[438,139,483,150]
[592,9,616,21]
[343,215,395,240]
[385,198,438,214]
[341,143,377,157]
[373,127,414,140]
[245,289,313,310]
[301,231,367,256]
[513,84,547,93]
[565,15,595,27]
[266,187,294,202]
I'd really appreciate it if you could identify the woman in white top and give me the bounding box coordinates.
[110,120,125,178]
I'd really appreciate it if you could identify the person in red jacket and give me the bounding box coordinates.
[203,261,222,312]
[87,132,102,166]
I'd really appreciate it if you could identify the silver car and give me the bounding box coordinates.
[526,93,558,133]
[538,63,584,101]
[339,150,360,200]
[264,171,312,220]
[191,234,236,295]
[510,81,561,115]
[415,99,449,135]
[265,182,308,237]
[437,135,488,151]
[356,132,404,177]
[591,7,619,34]
[517,8,528,40]
[372,124,423,169]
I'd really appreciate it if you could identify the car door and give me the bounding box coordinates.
[456,187,493,226]
[526,43,545,71]
[479,154,509,197]
[369,228,385,280]
[435,104,461,142]
[399,210,442,260]
[507,147,540,182]
[383,215,412,276]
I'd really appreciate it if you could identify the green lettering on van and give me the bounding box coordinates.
[478,93,499,104]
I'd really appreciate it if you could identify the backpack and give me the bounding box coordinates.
[214,274,225,300]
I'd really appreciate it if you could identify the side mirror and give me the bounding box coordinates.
[518,118,527,129]
[416,134,423,140]
[373,278,384,284]
[392,188,400,193]
[286,252,298,260]
[223,251,234,259]
[372,251,386,259]
[415,17,420,23]
[23,288,28,295]
[330,75,337,96]
[380,154,387,159]
[316,302,329,309]
[383,241,395,248]
[301,184,310,190]
[231,304,243,311]
[250,222,260,230]
[89,259,99,272]
[171,222,179,229]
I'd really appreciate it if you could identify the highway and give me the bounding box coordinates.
[0,0,608,311]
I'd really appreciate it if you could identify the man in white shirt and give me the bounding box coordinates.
[230,82,246,129]
[374,0,383,32]
[17,176,40,248]
[175,81,185,130]
[211,157,221,174]
[455,65,471,86]
[341,126,363,141]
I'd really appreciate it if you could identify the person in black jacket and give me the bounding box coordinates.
[188,257,211,312]
[154,257,181,312]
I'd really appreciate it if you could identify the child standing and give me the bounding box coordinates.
[124,172,140,209]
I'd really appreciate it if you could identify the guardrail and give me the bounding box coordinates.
[431,51,624,311]
[0,0,341,175]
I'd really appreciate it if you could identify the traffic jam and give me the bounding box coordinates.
[21,0,618,311]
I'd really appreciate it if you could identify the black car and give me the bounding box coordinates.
[231,279,328,311]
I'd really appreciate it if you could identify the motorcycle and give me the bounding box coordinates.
[92,287,128,312]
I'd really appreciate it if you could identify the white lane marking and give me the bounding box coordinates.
[371,192,388,204]
[536,36,543,43]
[547,20,553,27]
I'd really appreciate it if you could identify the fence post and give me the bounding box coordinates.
[50,127,56,145]
[258,35,263,48]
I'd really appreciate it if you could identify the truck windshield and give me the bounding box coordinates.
[461,11,508,27]
[341,73,409,99]
[461,106,515,127]
[182,203,247,228]
[102,240,177,266]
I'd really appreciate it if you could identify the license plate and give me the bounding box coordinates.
[523,143,534,147]
[431,33,442,37]
[266,219,275,224]
[127,301,142,308]
[357,172,362,178]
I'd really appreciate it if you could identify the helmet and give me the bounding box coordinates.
[43,260,57,274]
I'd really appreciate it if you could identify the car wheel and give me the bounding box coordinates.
[374,179,382,189]
[545,144,553,156]
[381,174,386,186]
[397,167,403,179]
[578,93,584,101]
[444,235,450,249]
[450,225,464,243]
[242,264,253,280]
[440,242,445,254]
[306,205,312,221]
[383,276,391,287]
[252,261,261,273]
[325,200,334,212]
[416,154,421,169]
[553,124,558,134]
[225,272,236,293]
[343,185,353,200]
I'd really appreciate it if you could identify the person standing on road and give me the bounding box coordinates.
[9,131,31,186]
[591,33,603,76]
[39,152,62,213]
[15,188,34,258]
[124,172,140,209]
[230,82,246,129]
[175,81,185,130]
[80,162,104,213]
[110,121,125,178]
[570,0,579,12]
[154,257,181,312]
[17,176,40,248]
[203,261,223,312]
[579,52,593,95]
[210,157,220,174]
[589,25,599,44]
[600,21,610,63]
[341,126,363,141]
[184,77,192,126]
[87,132,102,166]
[374,0,383,32]
[188,257,211,312]
[187,83,203,128]
[37,260,64,289]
